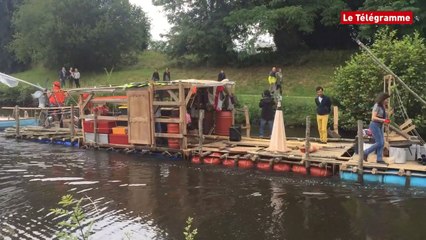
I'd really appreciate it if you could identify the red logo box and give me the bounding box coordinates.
[340,11,413,25]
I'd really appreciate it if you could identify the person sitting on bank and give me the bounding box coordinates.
[259,90,276,138]
[363,92,391,164]
[315,86,332,143]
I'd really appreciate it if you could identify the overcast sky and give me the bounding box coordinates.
[129,0,171,40]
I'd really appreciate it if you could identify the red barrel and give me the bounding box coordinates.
[256,162,271,171]
[310,167,333,177]
[204,152,221,165]
[292,165,307,175]
[167,123,180,149]
[215,111,233,136]
[273,163,291,172]
[238,160,254,169]
[222,159,235,167]
[191,155,201,164]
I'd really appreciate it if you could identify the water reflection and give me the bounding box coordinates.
[1,137,426,239]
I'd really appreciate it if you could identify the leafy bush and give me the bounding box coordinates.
[331,29,426,132]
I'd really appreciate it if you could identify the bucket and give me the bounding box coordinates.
[167,123,180,149]
[229,125,241,141]
[215,111,232,136]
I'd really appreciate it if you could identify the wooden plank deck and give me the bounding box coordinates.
[345,154,426,172]
[187,138,355,163]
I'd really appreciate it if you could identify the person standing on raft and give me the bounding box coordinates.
[315,86,332,143]
[363,92,391,164]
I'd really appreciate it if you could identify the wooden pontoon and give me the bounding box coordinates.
[2,78,426,187]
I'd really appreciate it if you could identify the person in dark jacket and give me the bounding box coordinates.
[217,70,226,81]
[152,69,160,81]
[315,86,332,143]
[259,90,276,138]
[163,67,171,81]
[58,67,66,88]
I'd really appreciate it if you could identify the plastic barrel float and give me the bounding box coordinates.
[256,161,271,171]
[215,111,232,136]
[204,152,221,165]
[167,123,180,149]
[273,163,291,172]
[238,159,254,169]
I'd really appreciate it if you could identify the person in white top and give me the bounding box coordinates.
[73,68,81,88]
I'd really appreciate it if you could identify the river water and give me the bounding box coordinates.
[1,137,426,240]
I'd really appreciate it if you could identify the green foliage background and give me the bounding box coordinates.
[331,29,426,131]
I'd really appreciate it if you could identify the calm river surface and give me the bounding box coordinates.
[1,136,426,240]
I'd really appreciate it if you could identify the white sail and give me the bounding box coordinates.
[0,72,44,90]
[0,72,19,87]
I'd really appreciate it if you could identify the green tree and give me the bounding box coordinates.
[153,0,237,65]
[359,0,426,39]
[331,29,426,133]
[10,0,150,70]
[0,0,25,73]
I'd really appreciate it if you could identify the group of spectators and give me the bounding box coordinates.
[151,68,171,82]
[59,66,80,88]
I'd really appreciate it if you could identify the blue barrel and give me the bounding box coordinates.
[340,171,358,181]
[410,176,426,188]
[383,175,406,186]
[363,174,383,183]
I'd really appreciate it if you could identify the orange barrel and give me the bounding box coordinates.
[222,159,235,167]
[167,123,180,149]
[238,159,254,169]
[191,155,201,164]
[256,162,271,171]
[204,152,221,165]
[292,165,307,175]
[310,167,333,177]
[215,111,233,136]
[273,163,291,172]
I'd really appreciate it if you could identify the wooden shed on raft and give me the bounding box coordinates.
[72,79,248,154]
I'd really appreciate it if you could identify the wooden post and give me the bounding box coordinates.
[244,105,251,137]
[333,106,339,135]
[15,105,20,137]
[198,110,205,155]
[70,105,75,139]
[179,83,187,149]
[94,110,98,145]
[150,85,156,147]
[303,116,311,173]
[357,120,364,183]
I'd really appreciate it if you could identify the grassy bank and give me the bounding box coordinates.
[5,50,351,125]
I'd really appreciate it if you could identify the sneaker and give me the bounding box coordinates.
[377,161,388,165]
[363,154,368,162]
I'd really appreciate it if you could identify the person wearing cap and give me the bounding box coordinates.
[259,90,276,138]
